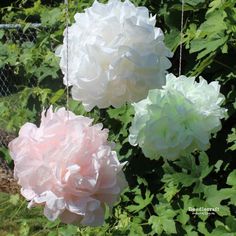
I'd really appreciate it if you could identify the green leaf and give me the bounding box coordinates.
[227,128,236,151]
[107,105,134,124]
[0,30,4,39]
[163,153,213,190]
[45,219,60,229]
[203,185,231,216]
[58,225,78,236]
[191,35,228,59]
[107,105,134,137]
[22,23,31,33]
[163,219,177,234]
[184,225,199,236]
[163,182,179,202]
[215,160,224,173]
[148,216,176,235]
[190,52,215,76]
[148,215,163,235]
[9,194,20,206]
[211,227,235,236]
[177,209,190,225]
[129,223,144,236]
[225,216,236,232]
[41,8,62,26]
[174,154,197,172]
[227,170,236,187]
[208,0,224,13]
[126,188,153,213]
[149,203,177,235]
[50,89,65,104]
[165,28,180,52]
[198,222,210,235]
[185,0,205,6]
[19,221,30,236]
[173,172,197,187]
[48,232,58,236]
[198,152,214,179]
[190,9,228,59]
[170,4,196,11]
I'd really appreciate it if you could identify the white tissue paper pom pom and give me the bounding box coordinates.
[129,73,227,160]
[56,0,172,111]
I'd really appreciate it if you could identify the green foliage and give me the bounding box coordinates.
[0,0,235,235]
[227,128,236,151]
[148,197,177,235]
[126,186,153,213]
[0,192,122,236]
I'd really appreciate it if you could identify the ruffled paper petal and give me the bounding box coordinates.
[129,74,227,160]
[9,106,127,226]
[56,0,172,111]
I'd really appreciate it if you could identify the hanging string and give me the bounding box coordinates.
[179,0,184,76]
[65,0,70,116]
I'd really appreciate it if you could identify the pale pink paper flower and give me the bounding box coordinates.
[8,106,127,226]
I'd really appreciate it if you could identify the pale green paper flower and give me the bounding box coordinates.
[129,74,227,160]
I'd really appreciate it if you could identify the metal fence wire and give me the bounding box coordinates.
[0,24,41,97]
[0,23,42,147]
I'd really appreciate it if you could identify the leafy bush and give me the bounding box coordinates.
[0,0,235,235]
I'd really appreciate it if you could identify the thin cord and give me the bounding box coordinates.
[65,0,69,117]
[179,0,184,76]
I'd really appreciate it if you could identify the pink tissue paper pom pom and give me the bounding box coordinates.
[8,106,127,226]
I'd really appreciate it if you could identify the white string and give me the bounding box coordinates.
[65,0,69,117]
[179,0,184,76]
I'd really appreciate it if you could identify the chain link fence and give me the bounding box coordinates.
[0,24,41,96]
[0,23,42,146]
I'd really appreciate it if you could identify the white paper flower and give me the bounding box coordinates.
[56,0,172,111]
[9,106,127,226]
[129,74,227,160]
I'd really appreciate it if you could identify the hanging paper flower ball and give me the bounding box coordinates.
[8,106,127,226]
[56,0,172,111]
[129,74,227,160]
